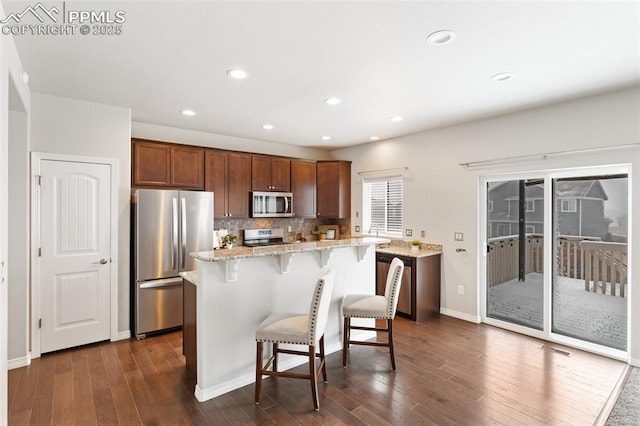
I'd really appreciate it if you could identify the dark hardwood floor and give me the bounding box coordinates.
[9,316,625,425]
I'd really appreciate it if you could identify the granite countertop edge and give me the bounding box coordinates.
[191,237,391,262]
[375,246,442,258]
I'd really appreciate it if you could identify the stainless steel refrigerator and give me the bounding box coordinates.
[132,189,213,339]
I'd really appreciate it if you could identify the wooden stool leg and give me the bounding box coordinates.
[342,317,349,367]
[255,341,263,403]
[273,342,279,372]
[319,335,327,383]
[388,319,396,371]
[308,344,319,410]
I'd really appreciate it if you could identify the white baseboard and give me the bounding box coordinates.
[113,330,131,341]
[8,354,31,370]
[440,307,481,324]
[194,330,375,402]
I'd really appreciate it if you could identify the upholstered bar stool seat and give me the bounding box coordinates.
[342,257,404,370]
[256,313,310,344]
[342,294,388,318]
[255,269,336,411]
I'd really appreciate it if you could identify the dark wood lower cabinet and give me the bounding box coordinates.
[183,278,197,376]
[376,252,441,322]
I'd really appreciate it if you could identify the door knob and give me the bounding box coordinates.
[93,258,108,264]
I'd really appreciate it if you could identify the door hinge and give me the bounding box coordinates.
[36,175,42,186]
[38,318,42,329]
[38,247,42,257]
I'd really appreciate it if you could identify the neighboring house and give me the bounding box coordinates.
[488,180,610,240]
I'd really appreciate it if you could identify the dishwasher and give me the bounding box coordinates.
[376,253,412,316]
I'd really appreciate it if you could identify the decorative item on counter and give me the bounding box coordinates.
[318,229,327,240]
[222,233,237,249]
[410,239,421,252]
[318,224,340,240]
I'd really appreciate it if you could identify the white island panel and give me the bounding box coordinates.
[194,243,379,402]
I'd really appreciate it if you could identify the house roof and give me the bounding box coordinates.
[555,181,608,200]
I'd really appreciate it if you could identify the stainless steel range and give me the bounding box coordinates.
[243,228,285,247]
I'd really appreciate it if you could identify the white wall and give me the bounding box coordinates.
[8,109,28,364]
[332,86,640,362]
[1,2,31,420]
[30,93,131,338]
[132,121,332,161]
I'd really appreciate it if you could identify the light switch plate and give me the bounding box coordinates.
[355,225,360,232]
[405,229,412,237]
[421,230,426,238]
[454,232,464,241]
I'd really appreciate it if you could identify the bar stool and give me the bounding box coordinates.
[342,257,404,370]
[255,269,336,411]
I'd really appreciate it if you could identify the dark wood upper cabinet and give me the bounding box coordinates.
[133,140,171,187]
[291,160,316,218]
[171,146,204,189]
[226,152,251,217]
[205,150,251,218]
[133,139,203,189]
[251,155,291,192]
[204,149,228,218]
[317,161,351,219]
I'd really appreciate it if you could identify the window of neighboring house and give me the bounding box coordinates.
[561,199,577,212]
[496,223,509,236]
[488,200,494,212]
[363,176,403,236]
[526,200,535,212]
[526,225,536,234]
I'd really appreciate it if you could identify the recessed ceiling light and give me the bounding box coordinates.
[426,30,456,45]
[491,72,513,82]
[262,124,274,130]
[324,97,342,105]
[227,68,249,79]
[321,136,331,141]
[390,116,404,122]
[181,109,196,116]
[370,136,380,141]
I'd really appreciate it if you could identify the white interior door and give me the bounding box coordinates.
[39,159,111,353]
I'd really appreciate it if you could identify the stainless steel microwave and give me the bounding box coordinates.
[251,191,293,217]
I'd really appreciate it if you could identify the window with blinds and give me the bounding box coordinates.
[363,176,403,236]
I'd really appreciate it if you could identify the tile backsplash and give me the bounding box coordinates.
[215,217,351,244]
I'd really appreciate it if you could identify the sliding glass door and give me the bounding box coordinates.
[486,179,544,331]
[484,170,629,355]
[552,176,628,351]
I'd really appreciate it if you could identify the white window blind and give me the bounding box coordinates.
[363,176,403,235]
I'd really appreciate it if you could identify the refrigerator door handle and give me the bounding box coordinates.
[172,197,178,270]
[181,197,187,269]
[139,278,183,289]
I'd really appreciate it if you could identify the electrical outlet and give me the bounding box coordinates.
[421,230,426,238]
[457,285,464,295]
[288,226,292,232]
[405,229,412,237]
[355,225,360,232]
[454,232,464,241]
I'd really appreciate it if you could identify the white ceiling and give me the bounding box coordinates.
[5,1,640,149]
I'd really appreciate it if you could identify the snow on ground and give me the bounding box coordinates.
[488,273,627,350]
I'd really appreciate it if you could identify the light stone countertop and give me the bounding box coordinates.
[375,245,442,258]
[179,270,198,285]
[191,237,390,262]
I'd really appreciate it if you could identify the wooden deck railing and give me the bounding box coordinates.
[487,234,543,287]
[487,234,628,297]
[580,240,628,297]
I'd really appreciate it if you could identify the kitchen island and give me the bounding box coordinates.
[189,237,388,402]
